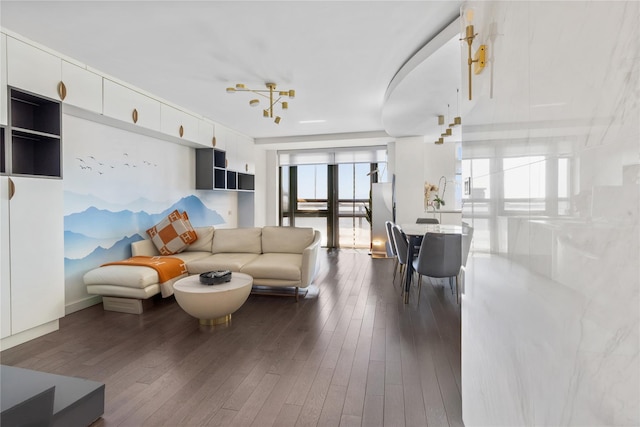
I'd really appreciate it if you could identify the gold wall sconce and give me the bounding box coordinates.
[462,7,487,100]
[226,82,295,124]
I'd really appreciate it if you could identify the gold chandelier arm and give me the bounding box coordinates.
[227,83,293,124]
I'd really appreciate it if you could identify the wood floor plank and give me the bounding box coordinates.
[317,384,347,427]
[251,359,306,427]
[0,249,463,427]
[223,353,271,410]
[339,414,362,427]
[209,408,239,426]
[341,332,371,417]
[397,305,428,427]
[384,383,406,427]
[274,403,303,427]
[365,360,385,396]
[362,394,384,427]
[295,366,335,427]
[228,372,280,426]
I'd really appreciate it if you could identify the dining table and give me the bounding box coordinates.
[399,223,464,303]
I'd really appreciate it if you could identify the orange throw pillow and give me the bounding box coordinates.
[146,210,198,255]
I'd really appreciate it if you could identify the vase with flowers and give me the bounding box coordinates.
[424,176,447,211]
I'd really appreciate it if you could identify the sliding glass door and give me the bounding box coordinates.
[338,163,372,249]
[280,162,385,249]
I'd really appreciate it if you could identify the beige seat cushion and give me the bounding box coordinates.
[186,253,260,274]
[211,228,262,254]
[83,265,159,289]
[261,226,314,254]
[166,251,211,264]
[240,253,302,281]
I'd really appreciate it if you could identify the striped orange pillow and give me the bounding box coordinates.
[146,210,198,255]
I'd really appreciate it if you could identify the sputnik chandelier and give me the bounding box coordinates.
[226,82,295,124]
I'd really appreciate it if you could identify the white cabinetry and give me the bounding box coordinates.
[237,134,255,174]
[160,103,199,142]
[212,123,228,151]
[1,87,64,350]
[0,177,11,339]
[225,130,255,173]
[103,79,161,131]
[61,61,103,114]
[8,177,64,334]
[0,177,64,339]
[198,119,216,148]
[0,34,7,126]
[6,36,61,100]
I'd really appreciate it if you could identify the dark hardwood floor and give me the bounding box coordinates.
[0,249,462,427]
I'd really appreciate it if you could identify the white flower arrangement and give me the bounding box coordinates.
[424,182,439,211]
[424,176,447,211]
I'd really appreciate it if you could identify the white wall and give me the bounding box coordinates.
[461,2,639,425]
[393,136,425,225]
[264,149,280,226]
[423,138,459,211]
[252,146,267,227]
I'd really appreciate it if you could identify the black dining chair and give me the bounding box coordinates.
[412,232,462,304]
[416,217,439,224]
[385,221,401,280]
[391,224,410,290]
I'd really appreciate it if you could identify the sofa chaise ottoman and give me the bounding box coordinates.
[84,226,321,313]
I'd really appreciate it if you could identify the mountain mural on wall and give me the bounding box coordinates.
[64,194,226,284]
[64,234,144,278]
[64,230,123,260]
[65,195,225,239]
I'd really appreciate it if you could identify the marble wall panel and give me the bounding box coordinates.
[461,1,639,425]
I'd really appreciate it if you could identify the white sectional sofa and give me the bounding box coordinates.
[84,226,321,312]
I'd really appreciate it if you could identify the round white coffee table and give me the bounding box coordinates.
[173,272,253,325]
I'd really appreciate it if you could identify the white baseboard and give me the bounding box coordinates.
[0,320,59,351]
[65,295,103,315]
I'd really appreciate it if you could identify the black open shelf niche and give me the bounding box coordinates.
[9,88,61,177]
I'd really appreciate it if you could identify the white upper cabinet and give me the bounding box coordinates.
[6,36,61,100]
[103,79,161,131]
[224,129,254,173]
[198,119,216,148]
[160,103,199,142]
[212,123,228,151]
[236,133,255,174]
[0,34,7,126]
[61,61,102,114]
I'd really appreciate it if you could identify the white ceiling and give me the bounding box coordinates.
[0,1,462,145]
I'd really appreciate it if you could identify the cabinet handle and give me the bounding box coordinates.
[225,159,228,168]
[179,125,184,138]
[245,163,249,172]
[57,81,67,100]
[212,136,216,147]
[132,109,139,123]
[8,178,15,200]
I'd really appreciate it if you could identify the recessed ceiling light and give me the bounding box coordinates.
[299,119,326,124]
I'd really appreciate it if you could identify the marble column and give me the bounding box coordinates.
[461,1,639,425]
